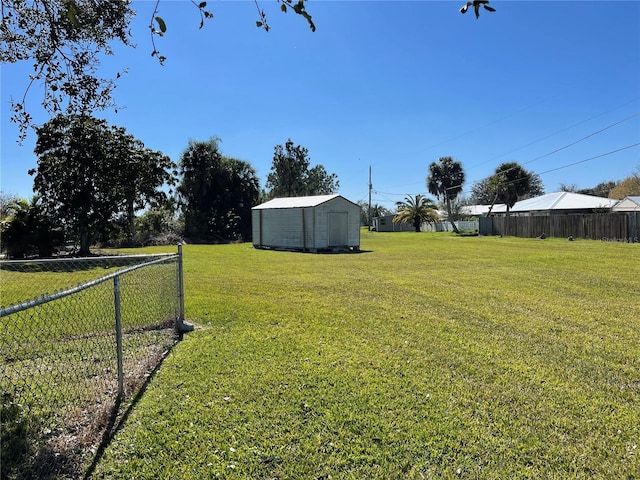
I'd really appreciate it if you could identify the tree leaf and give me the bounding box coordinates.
[302,11,316,32]
[198,1,207,7]
[281,3,287,12]
[155,16,167,34]
[66,1,81,27]
[256,21,263,28]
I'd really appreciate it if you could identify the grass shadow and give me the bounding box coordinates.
[0,394,79,480]
[82,341,178,479]
[1,332,180,480]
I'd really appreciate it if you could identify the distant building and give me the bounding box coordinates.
[460,204,504,217]
[490,192,619,216]
[612,196,640,212]
[372,215,414,232]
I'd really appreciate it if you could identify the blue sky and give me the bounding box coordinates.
[2,0,639,210]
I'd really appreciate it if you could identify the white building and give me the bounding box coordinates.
[612,196,640,212]
[252,195,361,252]
[372,215,415,232]
[490,192,619,215]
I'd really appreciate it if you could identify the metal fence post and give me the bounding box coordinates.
[177,244,193,333]
[177,244,185,325]
[113,275,124,399]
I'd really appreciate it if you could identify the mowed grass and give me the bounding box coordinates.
[93,232,640,479]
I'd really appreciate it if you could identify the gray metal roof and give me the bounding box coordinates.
[491,192,619,213]
[252,194,350,210]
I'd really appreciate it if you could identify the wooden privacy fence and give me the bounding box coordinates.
[479,212,640,242]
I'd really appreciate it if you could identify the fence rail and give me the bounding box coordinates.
[1,247,186,478]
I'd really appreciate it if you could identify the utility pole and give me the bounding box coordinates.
[368,165,372,231]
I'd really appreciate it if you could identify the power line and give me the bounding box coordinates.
[422,94,559,152]
[466,99,639,170]
[466,143,640,196]
[374,190,413,197]
[460,112,639,194]
[520,112,640,167]
[536,143,640,176]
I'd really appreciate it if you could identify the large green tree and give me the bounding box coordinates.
[1,0,314,141]
[609,167,640,199]
[561,180,619,198]
[471,169,543,206]
[527,171,545,199]
[469,177,500,205]
[1,0,133,141]
[31,114,174,255]
[578,181,618,198]
[134,197,182,246]
[488,162,539,214]
[393,194,439,232]
[266,139,339,198]
[109,126,177,241]
[427,156,465,234]
[177,138,260,242]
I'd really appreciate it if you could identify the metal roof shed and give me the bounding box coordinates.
[252,194,361,252]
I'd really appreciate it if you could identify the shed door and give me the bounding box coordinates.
[328,212,348,246]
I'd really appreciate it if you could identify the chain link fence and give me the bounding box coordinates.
[1,247,188,479]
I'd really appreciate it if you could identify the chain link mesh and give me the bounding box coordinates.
[1,253,181,478]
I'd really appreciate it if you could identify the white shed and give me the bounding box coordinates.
[252,194,361,252]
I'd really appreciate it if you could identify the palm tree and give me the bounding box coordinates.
[393,194,440,232]
[1,195,60,258]
[491,162,533,214]
[427,157,465,234]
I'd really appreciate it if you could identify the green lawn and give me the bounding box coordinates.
[92,232,640,479]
